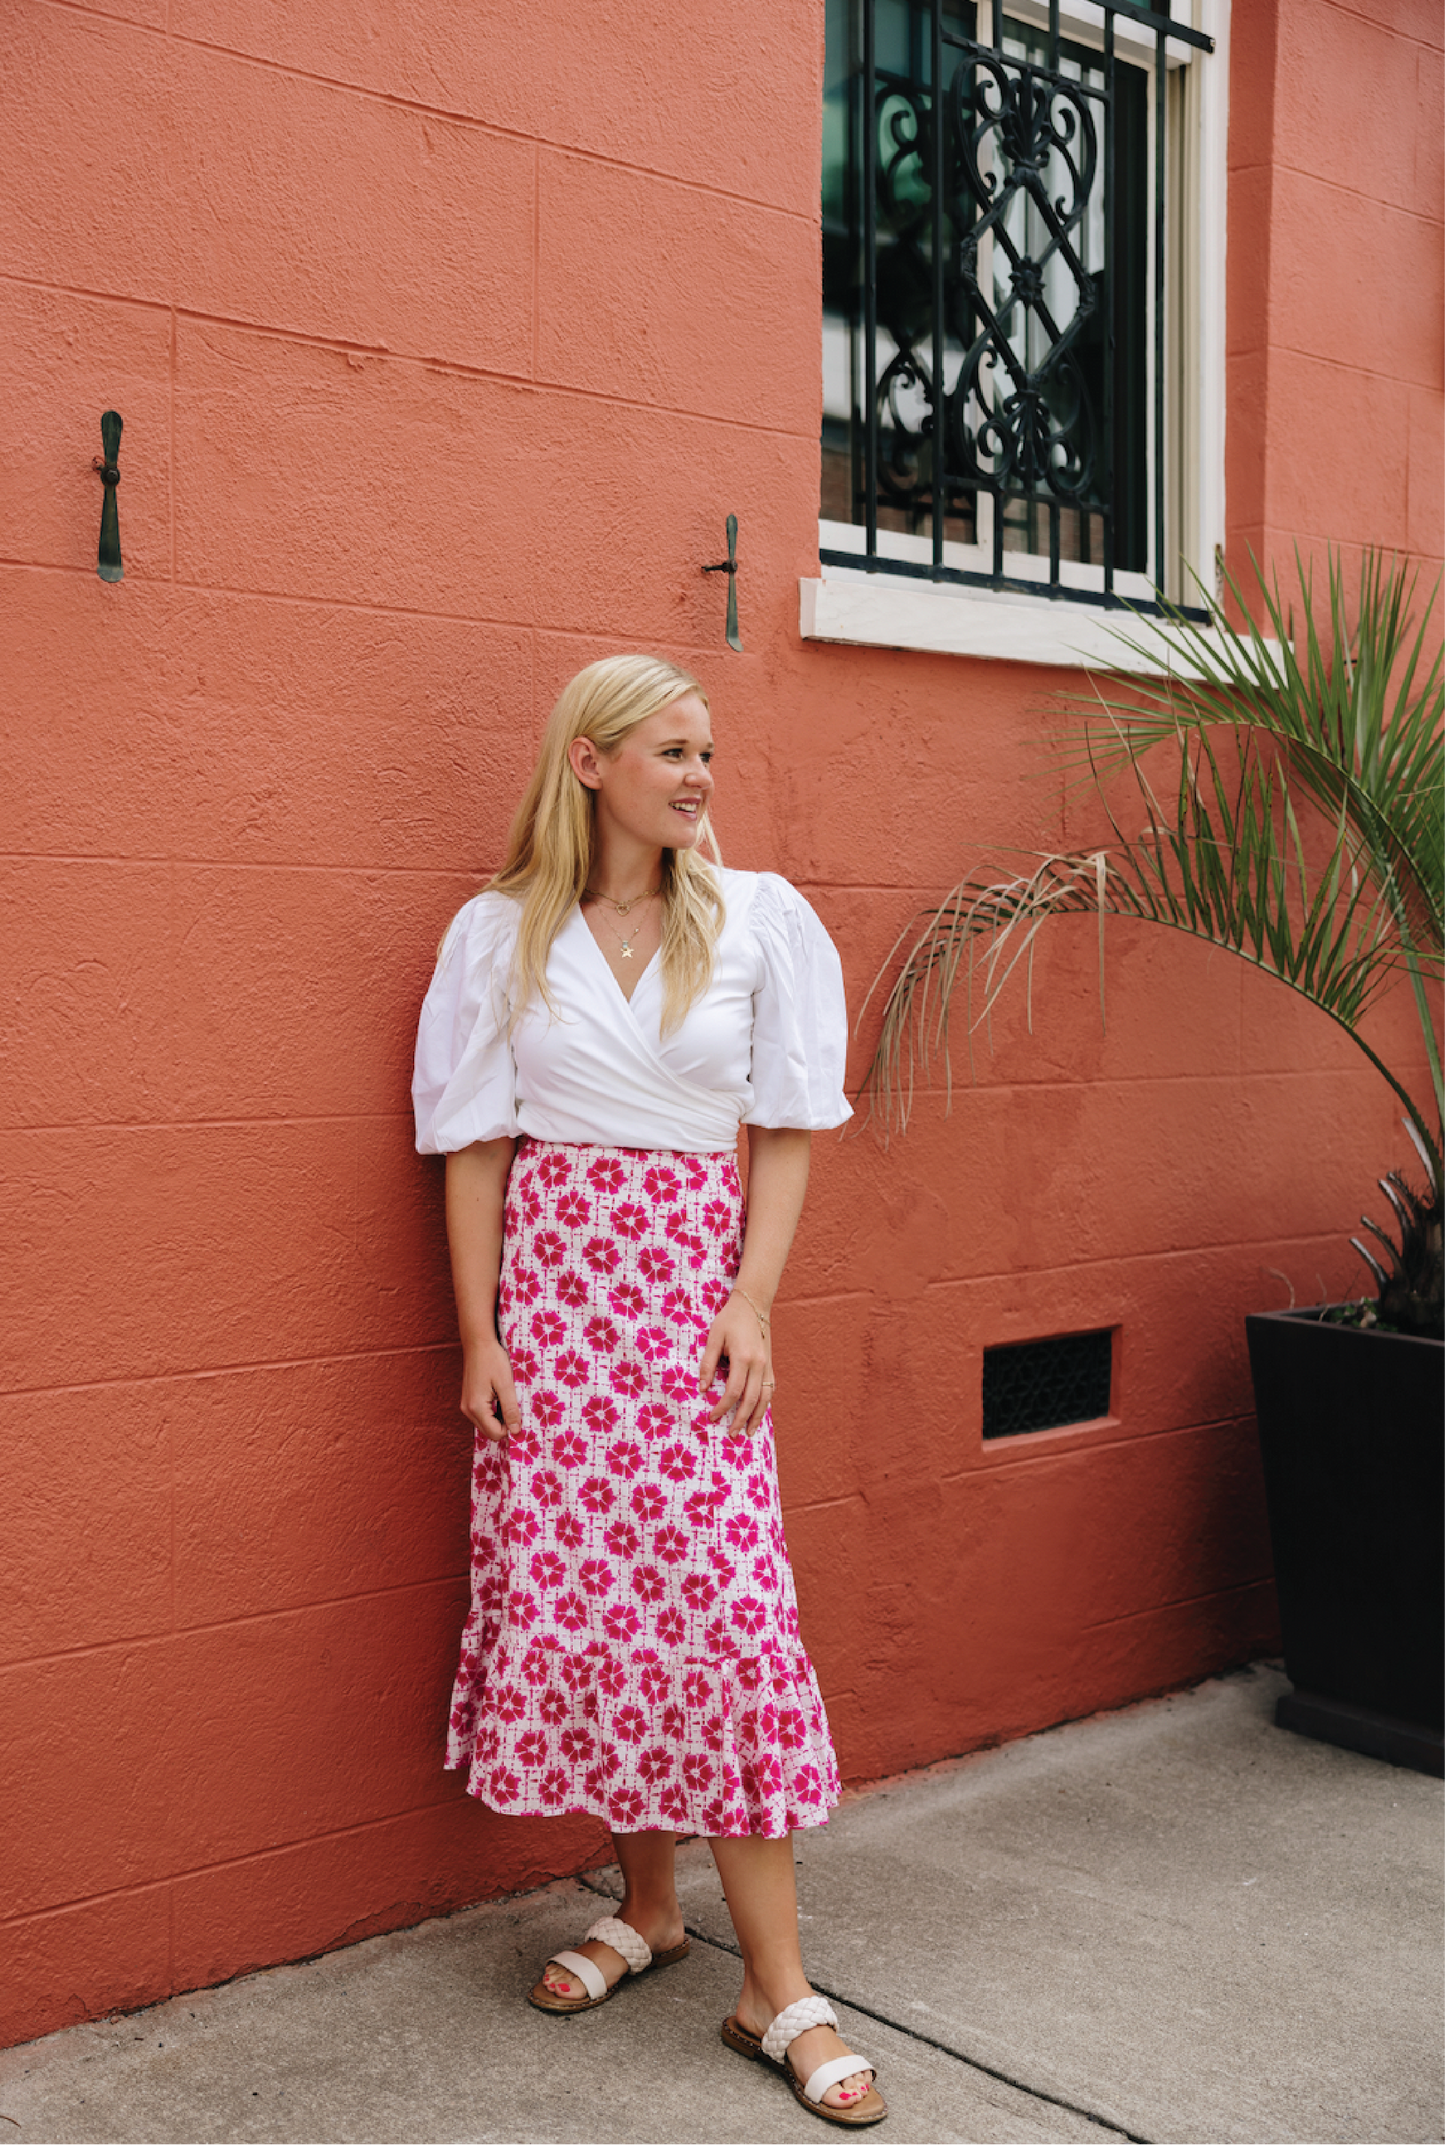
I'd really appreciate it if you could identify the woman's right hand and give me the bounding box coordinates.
[460,1337,521,1443]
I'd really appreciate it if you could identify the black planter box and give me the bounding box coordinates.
[1246,1308,1444,1776]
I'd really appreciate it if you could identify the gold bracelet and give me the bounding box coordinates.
[731,1285,770,1335]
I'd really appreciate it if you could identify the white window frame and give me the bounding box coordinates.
[803,0,1230,670]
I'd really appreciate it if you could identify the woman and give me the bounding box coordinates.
[413,655,885,2127]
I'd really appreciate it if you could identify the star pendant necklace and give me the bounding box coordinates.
[587,882,659,962]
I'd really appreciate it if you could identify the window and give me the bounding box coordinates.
[818,0,1223,641]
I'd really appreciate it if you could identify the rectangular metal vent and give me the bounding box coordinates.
[982,1330,1114,1441]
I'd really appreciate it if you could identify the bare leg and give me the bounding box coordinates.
[541,1830,687,1997]
[710,1834,873,2112]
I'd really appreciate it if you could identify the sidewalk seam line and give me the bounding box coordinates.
[577,1874,1150,2142]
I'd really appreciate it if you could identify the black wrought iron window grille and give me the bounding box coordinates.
[822,0,1214,613]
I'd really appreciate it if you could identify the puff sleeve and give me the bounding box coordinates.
[744,874,853,1131]
[412,893,522,1154]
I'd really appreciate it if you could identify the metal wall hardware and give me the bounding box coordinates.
[702,513,743,652]
[92,410,123,582]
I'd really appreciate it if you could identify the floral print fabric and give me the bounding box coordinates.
[445,1138,841,1838]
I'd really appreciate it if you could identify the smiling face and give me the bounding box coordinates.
[570,693,715,858]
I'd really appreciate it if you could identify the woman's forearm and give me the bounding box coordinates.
[446,1138,522,1441]
[700,1125,811,1431]
[734,1125,812,1313]
[445,1138,518,1347]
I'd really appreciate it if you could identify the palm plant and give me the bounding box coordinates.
[862,548,1443,1339]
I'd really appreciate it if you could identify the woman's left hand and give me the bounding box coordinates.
[699,1293,774,1438]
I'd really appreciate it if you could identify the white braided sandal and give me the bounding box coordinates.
[722,1995,886,2127]
[528,1913,690,2014]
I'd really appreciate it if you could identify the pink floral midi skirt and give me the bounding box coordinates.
[445,1138,841,1837]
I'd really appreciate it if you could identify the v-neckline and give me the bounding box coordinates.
[573,903,660,1010]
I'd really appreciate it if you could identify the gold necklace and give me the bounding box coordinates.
[587,882,659,917]
[586,887,658,962]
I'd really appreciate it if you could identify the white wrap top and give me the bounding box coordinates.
[412,867,852,1155]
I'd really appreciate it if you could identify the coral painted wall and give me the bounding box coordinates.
[2,0,1440,2050]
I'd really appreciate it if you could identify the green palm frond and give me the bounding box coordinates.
[1075,550,1443,973]
[862,548,1444,1203]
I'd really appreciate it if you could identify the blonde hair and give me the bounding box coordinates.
[489,654,725,1034]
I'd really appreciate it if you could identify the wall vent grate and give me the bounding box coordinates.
[982,1330,1114,1440]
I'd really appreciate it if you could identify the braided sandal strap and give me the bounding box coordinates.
[584,1915,652,1975]
[762,1995,838,2065]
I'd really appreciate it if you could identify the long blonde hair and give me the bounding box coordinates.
[490,655,725,1033]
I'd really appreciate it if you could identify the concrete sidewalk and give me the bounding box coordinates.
[2,1665,1440,2145]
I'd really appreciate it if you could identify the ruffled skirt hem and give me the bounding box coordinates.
[445,1769,836,1840]
[445,1633,840,1839]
